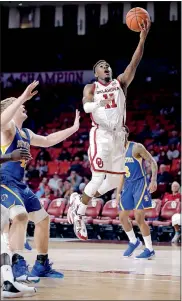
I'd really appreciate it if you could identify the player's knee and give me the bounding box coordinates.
[13,212,28,223]
[134,211,145,225]
[84,172,105,197]
[119,211,130,224]
[98,174,121,195]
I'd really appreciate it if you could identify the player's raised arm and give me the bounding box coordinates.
[134,143,158,193]
[1,81,38,129]
[28,110,80,147]
[117,19,151,89]
[83,84,111,113]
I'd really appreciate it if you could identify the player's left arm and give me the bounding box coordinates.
[117,19,151,90]
[134,143,158,193]
[28,110,80,147]
[116,174,125,205]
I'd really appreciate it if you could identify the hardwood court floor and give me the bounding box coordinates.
[6,241,181,300]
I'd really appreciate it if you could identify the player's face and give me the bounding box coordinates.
[14,105,28,121]
[95,61,112,82]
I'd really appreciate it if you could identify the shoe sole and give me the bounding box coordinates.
[2,291,36,298]
[15,276,40,283]
[123,241,143,258]
[135,253,156,260]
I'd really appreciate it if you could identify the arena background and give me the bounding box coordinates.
[0,1,181,242]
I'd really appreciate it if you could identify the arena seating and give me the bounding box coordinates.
[47,198,67,222]
[152,201,181,227]
[40,198,51,211]
[93,200,118,225]
[33,198,180,241]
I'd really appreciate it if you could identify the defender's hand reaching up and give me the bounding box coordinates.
[19,81,39,103]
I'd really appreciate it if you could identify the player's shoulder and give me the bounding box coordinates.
[132,142,146,155]
[83,83,96,94]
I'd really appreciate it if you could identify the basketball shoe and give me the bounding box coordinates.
[135,248,155,259]
[67,192,88,240]
[2,280,37,298]
[123,238,142,257]
[30,259,64,278]
[12,254,40,283]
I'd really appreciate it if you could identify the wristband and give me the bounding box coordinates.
[83,102,100,113]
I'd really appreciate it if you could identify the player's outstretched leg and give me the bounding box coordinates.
[134,210,155,259]
[119,211,142,257]
[30,215,64,278]
[67,172,105,240]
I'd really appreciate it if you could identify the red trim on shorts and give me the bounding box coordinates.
[89,127,126,175]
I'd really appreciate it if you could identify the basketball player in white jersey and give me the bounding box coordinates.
[68,19,151,240]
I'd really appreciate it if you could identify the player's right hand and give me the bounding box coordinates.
[11,149,32,162]
[19,81,39,102]
[73,110,80,131]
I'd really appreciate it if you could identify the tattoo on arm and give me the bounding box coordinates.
[134,143,158,182]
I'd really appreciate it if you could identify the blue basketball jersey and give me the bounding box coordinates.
[0,127,30,181]
[124,141,146,182]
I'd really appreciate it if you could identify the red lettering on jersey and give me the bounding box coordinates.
[103,93,117,109]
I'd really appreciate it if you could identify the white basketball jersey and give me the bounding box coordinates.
[91,79,126,130]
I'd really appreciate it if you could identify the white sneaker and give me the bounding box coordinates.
[67,193,88,241]
[2,280,37,298]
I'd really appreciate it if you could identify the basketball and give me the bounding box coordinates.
[126,7,150,32]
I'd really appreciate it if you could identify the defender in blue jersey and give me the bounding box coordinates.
[1,149,37,298]
[1,81,80,280]
[117,126,158,259]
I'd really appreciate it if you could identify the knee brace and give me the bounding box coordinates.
[172,213,181,226]
[84,172,105,198]
[98,174,121,196]
[1,205,9,232]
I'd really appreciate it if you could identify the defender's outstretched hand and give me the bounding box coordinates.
[139,18,151,41]
[73,110,80,131]
[19,81,39,102]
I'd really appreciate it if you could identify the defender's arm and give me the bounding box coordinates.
[1,81,38,129]
[28,110,80,148]
[133,143,158,193]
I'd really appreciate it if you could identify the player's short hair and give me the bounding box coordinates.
[93,60,107,73]
[1,97,16,113]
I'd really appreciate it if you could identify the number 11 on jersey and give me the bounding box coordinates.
[103,93,117,109]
